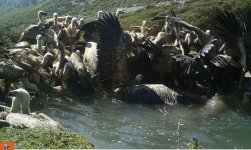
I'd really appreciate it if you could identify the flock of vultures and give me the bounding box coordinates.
[0,8,251,129]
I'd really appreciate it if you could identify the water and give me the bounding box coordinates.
[31,93,251,149]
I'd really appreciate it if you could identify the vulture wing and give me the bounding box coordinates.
[171,52,208,77]
[95,12,129,89]
[210,54,241,68]
[81,21,98,42]
[0,58,26,81]
[115,84,180,104]
[115,84,202,105]
[197,39,218,58]
[19,25,58,45]
[197,39,240,68]
[215,11,250,70]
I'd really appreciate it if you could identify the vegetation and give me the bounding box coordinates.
[0,0,43,8]
[121,0,251,31]
[0,0,160,28]
[0,25,21,47]
[0,0,250,45]
[0,127,94,149]
[177,0,251,33]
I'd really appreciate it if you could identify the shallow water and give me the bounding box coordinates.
[31,93,251,149]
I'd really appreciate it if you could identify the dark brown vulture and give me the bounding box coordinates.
[214,11,251,94]
[18,11,60,45]
[0,57,27,92]
[114,83,207,105]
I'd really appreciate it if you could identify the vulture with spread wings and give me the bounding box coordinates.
[215,11,251,72]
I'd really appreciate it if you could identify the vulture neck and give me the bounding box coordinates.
[38,13,43,26]
[64,19,68,26]
[64,16,71,27]
[70,21,76,30]
[36,39,43,53]
[79,19,84,28]
[54,16,58,26]
[141,21,146,34]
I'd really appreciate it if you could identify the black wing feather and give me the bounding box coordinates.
[95,12,128,89]
[138,38,163,55]
[171,53,208,76]
[116,84,179,104]
[197,39,218,59]
[215,11,248,57]
[210,54,241,68]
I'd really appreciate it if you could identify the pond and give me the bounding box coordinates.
[23,93,251,148]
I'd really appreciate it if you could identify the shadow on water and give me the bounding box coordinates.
[2,92,251,149]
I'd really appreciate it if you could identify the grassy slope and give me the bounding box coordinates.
[0,0,158,29]
[177,0,251,31]
[0,0,250,44]
[122,0,251,31]
[0,127,94,149]
[1,0,250,30]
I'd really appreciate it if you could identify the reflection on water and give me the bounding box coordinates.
[32,93,251,149]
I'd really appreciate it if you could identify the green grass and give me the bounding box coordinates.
[0,0,250,48]
[0,0,158,28]
[1,0,251,29]
[0,0,250,46]
[120,0,251,37]
[0,127,94,149]
[120,5,167,29]
[0,25,21,47]
[176,0,251,31]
